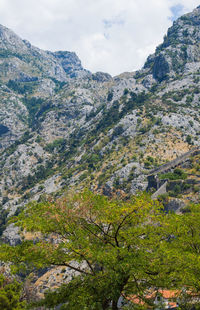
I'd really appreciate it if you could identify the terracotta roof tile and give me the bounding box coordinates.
[159,289,180,299]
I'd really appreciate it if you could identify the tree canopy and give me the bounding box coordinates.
[0,274,26,310]
[1,190,200,309]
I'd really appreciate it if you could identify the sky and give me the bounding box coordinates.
[0,0,199,76]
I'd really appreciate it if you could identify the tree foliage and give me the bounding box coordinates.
[0,274,26,310]
[1,191,200,309]
[166,204,200,292]
[0,190,172,309]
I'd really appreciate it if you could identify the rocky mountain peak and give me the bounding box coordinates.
[0,24,29,54]
[144,5,200,81]
[51,50,90,78]
[0,24,93,83]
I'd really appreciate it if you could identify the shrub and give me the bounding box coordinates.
[107,91,113,102]
[159,168,187,180]
[186,135,192,144]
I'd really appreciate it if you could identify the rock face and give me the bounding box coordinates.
[52,51,90,78]
[144,6,200,80]
[152,54,170,81]
[0,6,200,222]
[0,24,29,53]
[2,224,21,246]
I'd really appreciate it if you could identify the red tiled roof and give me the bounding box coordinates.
[168,302,178,308]
[127,288,200,308]
[159,289,180,299]
[129,296,145,305]
[127,289,180,307]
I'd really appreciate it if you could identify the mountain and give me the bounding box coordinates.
[1,6,200,241]
[0,24,89,81]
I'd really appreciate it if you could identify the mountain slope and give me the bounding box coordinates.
[1,6,200,225]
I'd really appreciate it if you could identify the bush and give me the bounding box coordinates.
[144,161,151,168]
[112,125,124,139]
[0,206,9,236]
[159,168,187,180]
[45,138,66,153]
[186,135,192,144]
[107,91,113,102]
[123,88,129,95]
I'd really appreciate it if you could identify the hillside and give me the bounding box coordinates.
[1,6,200,243]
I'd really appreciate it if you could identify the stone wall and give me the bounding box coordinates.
[147,148,200,193]
[148,148,200,176]
[152,181,168,199]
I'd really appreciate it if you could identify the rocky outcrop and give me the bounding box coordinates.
[152,54,170,81]
[92,71,112,82]
[2,223,21,246]
[144,6,200,80]
[52,51,90,78]
[0,24,90,83]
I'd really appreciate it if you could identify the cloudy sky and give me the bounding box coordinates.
[0,0,199,76]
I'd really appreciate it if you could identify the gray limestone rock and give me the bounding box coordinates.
[2,223,21,246]
[153,54,170,81]
[92,71,112,82]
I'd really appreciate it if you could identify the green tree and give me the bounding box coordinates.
[156,204,200,309]
[186,135,192,144]
[167,204,200,292]
[0,191,172,310]
[0,274,26,310]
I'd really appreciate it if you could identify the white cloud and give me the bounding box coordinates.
[0,0,199,75]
